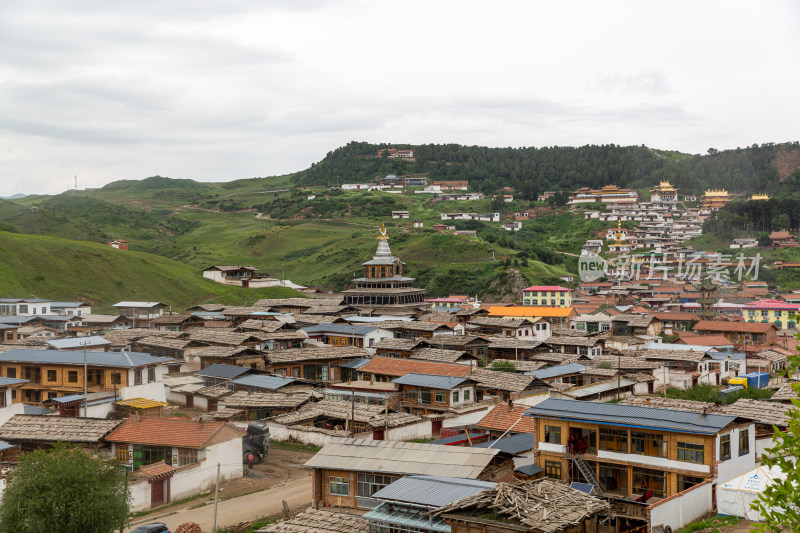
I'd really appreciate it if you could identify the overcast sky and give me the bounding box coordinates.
[1,1,798,195]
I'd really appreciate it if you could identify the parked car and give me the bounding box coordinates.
[131,523,170,533]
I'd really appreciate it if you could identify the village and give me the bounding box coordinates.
[0,193,797,533]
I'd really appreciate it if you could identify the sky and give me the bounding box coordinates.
[1,0,799,195]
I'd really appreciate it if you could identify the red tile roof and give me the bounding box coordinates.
[693,321,777,334]
[359,357,471,378]
[654,312,700,321]
[105,417,233,448]
[675,333,733,346]
[742,299,800,310]
[136,461,177,479]
[476,403,536,433]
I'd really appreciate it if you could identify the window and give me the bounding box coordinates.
[134,370,142,385]
[6,368,15,379]
[46,370,57,382]
[677,475,704,492]
[599,463,628,495]
[544,460,562,479]
[599,428,628,453]
[739,429,750,456]
[148,367,156,383]
[452,391,460,403]
[357,473,398,497]
[463,389,470,401]
[67,371,78,383]
[178,448,198,466]
[631,431,667,458]
[115,447,129,463]
[111,373,121,385]
[720,434,731,461]
[544,425,561,444]
[18,305,28,314]
[434,391,445,403]
[291,367,301,378]
[329,476,349,496]
[677,442,704,464]
[632,467,666,499]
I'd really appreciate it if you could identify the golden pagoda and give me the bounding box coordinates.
[650,180,679,203]
[749,193,770,201]
[699,189,730,211]
[607,220,633,253]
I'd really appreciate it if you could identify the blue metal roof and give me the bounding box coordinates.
[46,336,111,349]
[371,475,495,507]
[524,398,736,435]
[0,349,171,368]
[0,377,27,387]
[531,363,586,379]
[392,373,468,390]
[23,405,57,415]
[338,358,372,369]
[195,363,251,379]
[570,482,596,494]
[302,324,380,335]
[473,432,536,454]
[0,440,15,451]
[231,374,296,390]
[191,311,226,319]
[49,302,87,308]
[515,463,543,476]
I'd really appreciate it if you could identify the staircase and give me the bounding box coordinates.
[571,455,605,493]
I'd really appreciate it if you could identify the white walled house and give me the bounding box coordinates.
[301,324,394,353]
[0,298,52,316]
[112,301,168,328]
[50,302,92,316]
[106,417,244,511]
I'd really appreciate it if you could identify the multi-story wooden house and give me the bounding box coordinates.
[524,399,755,504]
[391,373,476,415]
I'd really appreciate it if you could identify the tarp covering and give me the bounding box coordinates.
[716,465,786,520]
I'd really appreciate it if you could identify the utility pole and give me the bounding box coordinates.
[212,463,221,532]
[617,352,621,401]
[350,386,355,437]
[81,340,90,417]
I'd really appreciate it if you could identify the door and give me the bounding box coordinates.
[133,446,143,470]
[151,479,164,507]
[186,394,194,408]
[372,429,384,440]
[432,419,443,437]
[207,399,218,412]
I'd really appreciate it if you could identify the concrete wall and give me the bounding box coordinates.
[0,402,25,428]
[121,380,167,402]
[442,406,492,428]
[648,482,713,532]
[717,424,757,483]
[266,422,345,447]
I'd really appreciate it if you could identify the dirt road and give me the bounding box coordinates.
[127,475,311,532]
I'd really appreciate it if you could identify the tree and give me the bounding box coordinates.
[489,360,517,373]
[752,321,800,531]
[0,443,130,533]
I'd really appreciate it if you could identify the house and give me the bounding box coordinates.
[428,334,490,359]
[468,368,550,402]
[76,314,130,333]
[362,475,496,533]
[524,398,756,511]
[304,437,515,509]
[413,220,423,228]
[0,414,122,451]
[741,299,800,330]
[49,301,92,317]
[152,313,204,331]
[374,337,428,358]
[769,230,798,247]
[220,391,312,421]
[391,210,410,219]
[258,508,368,533]
[408,347,478,366]
[692,320,778,348]
[467,317,548,338]
[107,239,129,250]
[359,357,471,383]
[0,348,171,405]
[45,335,112,352]
[431,479,608,533]
[105,416,244,511]
[403,176,427,186]
[433,180,469,190]
[487,305,576,323]
[381,320,455,338]
[266,346,371,382]
[112,301,168,328]
[543,335,604,357]
[392,373,476,415]
[0,298,52,316]
[301,324,393,351]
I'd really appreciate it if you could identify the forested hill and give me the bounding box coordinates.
[295,141,800,196]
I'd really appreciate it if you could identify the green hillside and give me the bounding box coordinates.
[0,231,300,312]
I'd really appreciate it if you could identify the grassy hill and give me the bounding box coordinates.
[0,231,300,312]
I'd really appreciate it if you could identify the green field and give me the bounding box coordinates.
[0,231,301,312]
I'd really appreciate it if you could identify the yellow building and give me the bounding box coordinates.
[749,193,770,201]
[699,189,730,211]
[650,180,679,203]
[521,286,573,307]
[487,306,575,320]
[741,299,800,330]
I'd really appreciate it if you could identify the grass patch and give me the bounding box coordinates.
[677,514,741,533]
[666,383,775,404]
[407,438,436,443]
[269,440,321,454]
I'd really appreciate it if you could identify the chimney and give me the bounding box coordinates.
[645,397,651,406]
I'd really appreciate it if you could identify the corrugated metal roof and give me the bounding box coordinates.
[473,432,536,454]
[515,463,543,476]
[0,440,14,451]
[339,358,372,369]
[231,374,296,390]
[524,398,735,435]
[428,432,489,445]
[0,377,27,387]
[195,364,251,379]
[303,438,502,478]
[531,363,586,379]
[113,302,166,308]
[566,378,636,398]
[392,373,468,390]
[46,336,111,349]
[371,475,496,507]
[0,349,171,368]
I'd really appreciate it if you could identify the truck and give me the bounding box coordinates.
[727,372,770,390]
[242,422,270,464]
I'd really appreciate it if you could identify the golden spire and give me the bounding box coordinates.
[377,224,389,240]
